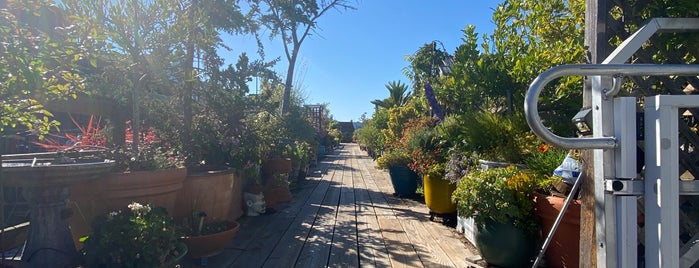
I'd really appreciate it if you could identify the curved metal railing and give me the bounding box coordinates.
[524,64,699,149]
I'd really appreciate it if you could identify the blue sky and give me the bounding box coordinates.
[221,1,503,122]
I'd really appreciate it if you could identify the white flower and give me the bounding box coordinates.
[128,202,151,215]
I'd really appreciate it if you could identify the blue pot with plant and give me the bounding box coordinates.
[377,149,418,197]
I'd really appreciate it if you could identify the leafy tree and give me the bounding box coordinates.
[1,0,88,137]
[249,0,356,115]
[490,0,585,133]
[61,0,257,162]
[437,26,517,115]
[371,81,413,109]
[404,41,452,94]
[60,0,177,151]
[167,0,250,164]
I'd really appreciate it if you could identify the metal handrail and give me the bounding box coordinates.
[524,64,699,149]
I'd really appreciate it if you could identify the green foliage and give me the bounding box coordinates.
[355,109,388,158]
[437,26,518,115]
[376,149,411,170]
[452,167,542,234]
[399,116,444,177]
[82,202,183,267]
[283,140,314,167]
[524,145,569,180]
[457,111,538,164]
[383,103,422,149]
[371,81,413,109]
[489,0,585,134]
[1,0,88,136]
[108,144,184,172]
[404,42,451,93]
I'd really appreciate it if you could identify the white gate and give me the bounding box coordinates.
[524,18,699,268]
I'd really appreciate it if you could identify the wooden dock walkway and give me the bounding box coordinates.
[181,143,481,268]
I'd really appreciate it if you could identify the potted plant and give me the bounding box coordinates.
[83,123,187,223]
[525,145,580,268]
[451,166,551,267]
[404,116,462,220]
[33,117,187,247]
[81,202,187,267]
[459,111,537,166]
[376,149,418,197]
[179,211,241,260]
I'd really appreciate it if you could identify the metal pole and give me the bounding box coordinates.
[532,172,583,268]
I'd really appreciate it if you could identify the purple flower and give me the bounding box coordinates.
[424,83,445,121]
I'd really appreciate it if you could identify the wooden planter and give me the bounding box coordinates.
[534,192,581,268]
[175,166,243,222]
[181,221,240,259]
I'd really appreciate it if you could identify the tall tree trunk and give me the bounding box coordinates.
[131,73,141,154]
[281,48,298,115]
[183,43,195,164]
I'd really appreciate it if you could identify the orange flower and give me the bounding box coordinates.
[537,144,550,153]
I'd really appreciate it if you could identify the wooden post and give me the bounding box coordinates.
[582,0,609,266]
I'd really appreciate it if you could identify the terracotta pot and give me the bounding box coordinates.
[534,192,581,268]
[175,166,243,222]
[263,184,292,208]
[423,174,457,214]
[261,158,292,174]
[99,168,186,213]
[69,168,186,246]
[181,221,240,259]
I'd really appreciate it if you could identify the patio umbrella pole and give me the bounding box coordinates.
[532,172,582,268]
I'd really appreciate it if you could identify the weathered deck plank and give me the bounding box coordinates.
[378,217,422,268]
[355,153,391,268]
[180,144,480,268]
[261,177,331,267]
[294,157,344,267]
[328,152,359,266]
[402,219,456,267]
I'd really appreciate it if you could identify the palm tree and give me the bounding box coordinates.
[371,81,413,109]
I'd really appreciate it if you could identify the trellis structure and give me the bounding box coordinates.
[304,104,325,134]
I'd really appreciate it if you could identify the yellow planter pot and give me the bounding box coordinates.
[423,174,457,215]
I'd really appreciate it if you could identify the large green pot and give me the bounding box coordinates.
[387,165,418,197]
[475,219,536,268]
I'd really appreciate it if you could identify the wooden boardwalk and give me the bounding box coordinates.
[181,143,480,268]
